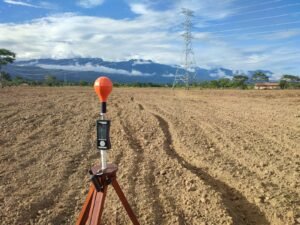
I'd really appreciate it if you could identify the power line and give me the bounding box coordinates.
[196,2,300,22]
[232,3,300,17]
[231,0,284,11]
[211,20,300,34]
[202,12,300,27]
[214,28,300,38]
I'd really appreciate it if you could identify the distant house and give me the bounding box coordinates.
[254,82,280,90]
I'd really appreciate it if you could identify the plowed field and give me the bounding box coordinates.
[0,87,299,225]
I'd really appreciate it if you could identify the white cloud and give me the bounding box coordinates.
[77,0,105,8]
[38,1,58,10]
[131,69,153,76]
[209,69,231,79]
[3,0,57,9]
[35,63,152,76]
[162,73,176,77]
[3,0,40,8]
[130,3,149,15]
[0,12,181,63]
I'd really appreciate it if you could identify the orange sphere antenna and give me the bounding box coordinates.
[94,76,113,113]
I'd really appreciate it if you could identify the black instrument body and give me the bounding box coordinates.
[96,120,111,150]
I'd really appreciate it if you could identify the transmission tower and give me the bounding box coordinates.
[173,8,196,89]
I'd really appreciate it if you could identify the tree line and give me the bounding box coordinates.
[191,74,300,89]
[2,73,299,89]
[1,48,299,89]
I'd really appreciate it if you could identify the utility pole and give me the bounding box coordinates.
[173,8,196,89]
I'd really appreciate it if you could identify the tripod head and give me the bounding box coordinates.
[94,76,113,170]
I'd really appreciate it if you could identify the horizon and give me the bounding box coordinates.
[0,0,300,78]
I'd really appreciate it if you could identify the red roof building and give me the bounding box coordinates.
[254,83,280,90]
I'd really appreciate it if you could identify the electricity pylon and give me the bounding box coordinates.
[173,8,196,89]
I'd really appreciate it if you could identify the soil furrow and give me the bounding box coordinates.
[151,111,270,225]
[142,100,299,224]
[146,100,298,195]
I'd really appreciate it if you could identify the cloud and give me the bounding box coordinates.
[38,1,59,10]
[0,12,181,62]
[162,73,175,77]
[1,1,235,65]
[209,69,231,79]
[77,0,105,8]
[130,3,149,15]
[0,0,299,75]
[3,0,57,9]
[35,63,153,76]
[3,0,40,8]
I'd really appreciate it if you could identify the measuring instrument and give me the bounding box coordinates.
[76,76,140,225]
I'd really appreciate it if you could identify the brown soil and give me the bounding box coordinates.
[0,87,299,225]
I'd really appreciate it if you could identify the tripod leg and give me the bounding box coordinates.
[112,179,140,225]
[88,185,108,225]
[76,185,95,225]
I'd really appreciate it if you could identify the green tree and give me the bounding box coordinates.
[79,80,88,86]
[233,75,248,82]
[0,71,11,87]
[209,80,220,88]
[218,78,231,88]
[281,74,300,82]
[232,75,248,89]
[12,76,25,85]
[0,49,16,67]
[279,80,288,89]
[280,74,300,89]
[44,75,58,86]
[0,71,11,81]
[252,71,269,82]
[197,81,210,89]
[0,49,16,88]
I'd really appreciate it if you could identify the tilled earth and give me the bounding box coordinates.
[0,87,299,225]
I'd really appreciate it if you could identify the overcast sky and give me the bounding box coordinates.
[0,0,299,76]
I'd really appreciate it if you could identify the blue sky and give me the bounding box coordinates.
[0,0,299,77]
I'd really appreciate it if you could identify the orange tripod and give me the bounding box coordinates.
[76,164,140,225]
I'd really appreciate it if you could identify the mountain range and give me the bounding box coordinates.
[3,58,274,84]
